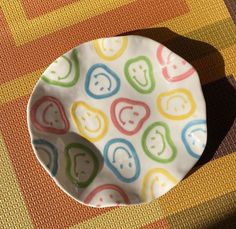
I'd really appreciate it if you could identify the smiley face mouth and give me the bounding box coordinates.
[132,69,148,87]
[118,106,140,126]
[79,114,102,133]
[42,103,53,125]
[73,153,91,178]
[93,73,112,91]
[149,130,166,156]
[57,56,72,80]
[112,146,132,163]
[42,103,61,127]
[166,95,188,112]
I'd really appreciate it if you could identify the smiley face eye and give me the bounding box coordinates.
[50,122,53,126]
[128,162,132,168]
[54,110,58,114]
[139,65,143,70]
[120,164,123,169]
[133,68,136,73]
[85,160,90,164]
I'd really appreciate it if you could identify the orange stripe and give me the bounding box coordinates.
[0,96,110,228]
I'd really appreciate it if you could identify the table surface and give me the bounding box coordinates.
[0,0,236,228]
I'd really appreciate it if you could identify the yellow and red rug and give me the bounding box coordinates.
[0,0,235,228]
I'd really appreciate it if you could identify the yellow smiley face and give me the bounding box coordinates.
[93,36,128,61]
[70,101,108,142]
[156,88,196,120]
[141,168,177,202]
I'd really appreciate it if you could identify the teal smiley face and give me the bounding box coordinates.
[85,64,120,99]
[41,49,79,87]
[124,56,155,94]
[33,139,58,176]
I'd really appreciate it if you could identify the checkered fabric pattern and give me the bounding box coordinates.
[0,0,235,228]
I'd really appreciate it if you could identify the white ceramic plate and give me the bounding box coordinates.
[27,35,207,208]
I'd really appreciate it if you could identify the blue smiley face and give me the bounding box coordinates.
[33,139,58,176]
[85,64,120,99]
[104,138,140,183]
[181,120,207,159]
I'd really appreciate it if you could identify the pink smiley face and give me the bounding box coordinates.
[111,98,150,135]
[84,184,130,207]
[30,96,69,134]
[157,44,195,82]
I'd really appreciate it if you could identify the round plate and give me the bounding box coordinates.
[27,35,207,208]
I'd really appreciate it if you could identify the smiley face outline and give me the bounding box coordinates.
[181,119,207,159]
[156,44,195,82]
[65,143,99,188]
[111,98,150,135]
[142,121,177,163]
[70,101,108,142]
[33,139,58,176]
[84,184,130,206]
[93,36,128,61]
[30,96,69,134]
[157,88,196,120]
[141,168,177,202]
[104,138,141,183]
[41,49,80,87]
[124,56,155,94]
[85,63,120,99]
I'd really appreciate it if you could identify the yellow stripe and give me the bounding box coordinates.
[153,0,230,34]
[0,132,33,228]
[159,152,236,215]
[0,69,42,106]
[70,153,236,228]
[70,201,163,229]
[0,0,135,46]
[220,45,236,77]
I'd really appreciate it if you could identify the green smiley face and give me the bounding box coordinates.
[124,56,155,94]
[65,143,99,188]
[41,49,79,87]
[142,121,177,163]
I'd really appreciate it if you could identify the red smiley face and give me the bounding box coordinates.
[157,44,195,82]
[84,184,130,207]
[111,98,150,135]
[30,96,69,134]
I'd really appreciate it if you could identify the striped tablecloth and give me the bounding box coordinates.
[0,0,235,228]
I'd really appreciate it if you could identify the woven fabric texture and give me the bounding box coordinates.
[0,0,235,228]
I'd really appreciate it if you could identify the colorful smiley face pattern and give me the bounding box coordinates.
[28,35,207,208]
